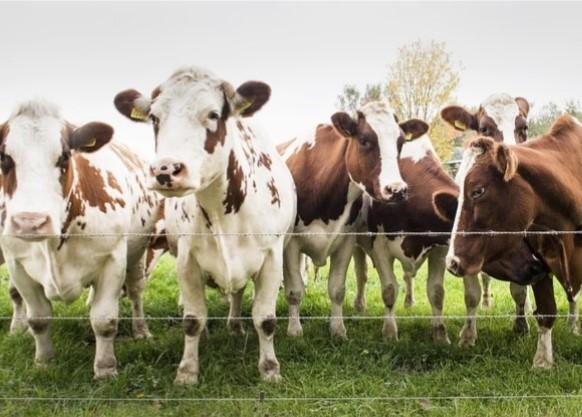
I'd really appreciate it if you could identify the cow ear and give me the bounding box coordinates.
[441,106,478,132]
[69,122,114,153]
[114,89,151,122]
[468,136,494,156]
[224,81,271,117]
[400,119,429,141]
[515,97,530,118]
[495,143,518,182]
[432,191,458,222]
[331,112,358,138]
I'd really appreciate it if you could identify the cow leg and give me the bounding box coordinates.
[427,247,450,345]
[328,240,354,340]
[370,244,399,341]
[403,269,415,308]
[9,260,54,364]
[283,241,304,337]
[567,296,579,335]
[90,249,125,379]
[353,246,368,313]
[531,275,556,369]
[227,287,246,335]
[459,274,481,347]
[175,248,207,385]
[8,282,28,333]
[510,283,530,335]
[480,273,493,308]
[253,247,284,383]
[125,255,152,339]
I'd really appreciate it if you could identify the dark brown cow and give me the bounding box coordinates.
[433,115,582,367]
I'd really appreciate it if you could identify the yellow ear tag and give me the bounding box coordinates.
[130,107,148,121]
[84,138,97,149]
[454,120,467,130]
[404,132,413,140]
[235,99,252,114]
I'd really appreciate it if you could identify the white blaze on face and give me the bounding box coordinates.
[482,93,521,145]
[446,146,481,263]
[399,134,435,163]
[149,67,227,191]
[3,101,66,235]
[359,102,405,194]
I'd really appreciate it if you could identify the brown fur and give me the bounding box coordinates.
[223,150,246,214]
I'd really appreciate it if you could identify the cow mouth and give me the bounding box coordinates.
[148,185,194,198]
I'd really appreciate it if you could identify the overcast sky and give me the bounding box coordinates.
[1,1,581,157]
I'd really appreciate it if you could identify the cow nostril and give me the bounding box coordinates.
[160,165,168,172]
[173,163,184,176]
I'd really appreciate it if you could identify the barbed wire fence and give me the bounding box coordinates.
[0,227,580,405]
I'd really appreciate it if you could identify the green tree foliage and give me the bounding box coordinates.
[336,83,384,113]
[528,100,582,137]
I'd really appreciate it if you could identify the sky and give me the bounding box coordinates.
[1,1,581,157]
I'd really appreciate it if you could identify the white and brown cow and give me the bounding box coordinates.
[279,102,427,339]
[115,67,296,384]
[0,100,162,379]
[440,93,535,344]
[355,132,454,344]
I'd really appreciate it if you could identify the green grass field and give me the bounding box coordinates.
[1,256,582,417]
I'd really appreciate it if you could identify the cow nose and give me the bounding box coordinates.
[382,183,408,202]
[446,255,463,276]
[149,158,187,188]
[11,212,52,238]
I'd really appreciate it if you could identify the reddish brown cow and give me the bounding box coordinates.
[433,115,582,367]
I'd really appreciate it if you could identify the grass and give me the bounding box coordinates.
[1,255,582,416]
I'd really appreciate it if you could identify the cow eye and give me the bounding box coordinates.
[360,140,371,149]
[0,153,14,174]
[208,111,220,121]
[479,126,490,136]
[470,186,485,200]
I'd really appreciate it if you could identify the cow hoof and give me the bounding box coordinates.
[174,371,199,385]
[481,295,493,308]
[287,323,304,337]
[262,372,283,384]
[458,326,477,348]
[513,317,530,335]
[432,325,451,345]
[330,324,348,340]
[354,298,367,313]
[9,320,29,334]
[133,326,153,340]
[259,359,281,383]
[228,320,246,336]
[94,367,118,380]
[532,355,553,369]
[404,296,415,308]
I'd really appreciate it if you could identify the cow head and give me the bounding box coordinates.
[331,102,428,203]
[114,66,271,198]
[0,100,113,241]
[441,93,529,145]
[432,136,547,283]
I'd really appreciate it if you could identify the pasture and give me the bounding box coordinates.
[0,256,581,417]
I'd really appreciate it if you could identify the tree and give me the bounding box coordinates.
[386,40,461,121]
[336,83,383,113]
[528,100,582,137]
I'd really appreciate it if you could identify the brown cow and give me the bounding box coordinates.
[433,114,582,367]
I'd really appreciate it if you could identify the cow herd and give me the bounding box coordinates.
[0,66,580,384]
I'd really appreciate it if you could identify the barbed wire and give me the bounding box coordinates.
[1,393,582,402]
[0,314,572,321]
[2,229,582,238]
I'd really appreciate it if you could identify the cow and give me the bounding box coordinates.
[0,99,162,379]
[114,66,296,384]
[279,101,427,339]
[354,131,454,344]
[433,114,582,367]
[440,93,534,344]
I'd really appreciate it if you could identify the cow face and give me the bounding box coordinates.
[114,67,271,198]
[0,100,113,240]
[331,102,428,203]
[441,94,529,145]
[432,137,544,280]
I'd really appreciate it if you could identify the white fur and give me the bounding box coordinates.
[400,134,437,163]
[482,93,521,145]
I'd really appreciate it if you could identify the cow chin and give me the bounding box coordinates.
[149,186,195,198]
